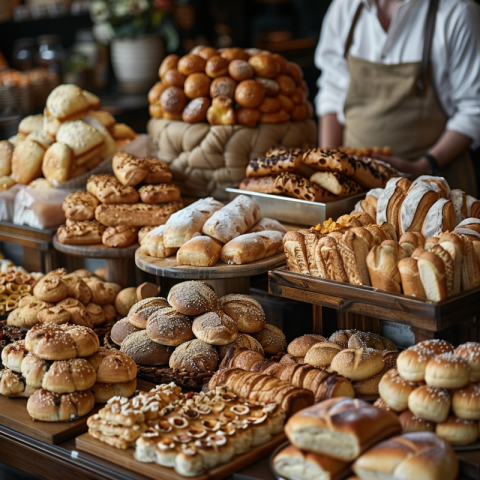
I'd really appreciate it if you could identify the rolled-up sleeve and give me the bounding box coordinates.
[444,3,480,146]
[314,0,351,124]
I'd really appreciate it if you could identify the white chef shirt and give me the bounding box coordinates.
[315,0,480,146]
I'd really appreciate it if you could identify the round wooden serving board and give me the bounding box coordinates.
[53,235,138,259]
[135,250,286,280]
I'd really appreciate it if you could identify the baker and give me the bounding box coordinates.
[315,0,480,195]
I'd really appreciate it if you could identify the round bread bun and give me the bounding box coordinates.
[61,274,92,305]
[397,346,436,381]
[252,324,287,355]
[90,379,137,403]
[348,332,385,350]
[236,107,261,127]
[177,54,206,76]
[287,334,327,357]
[378,368,419,412]
[128,297,170,329]
[163,69,187,88]
[220,48,249,62]
[167,281,217,316]
[56,298,93,328]
[27,389,95,422]
[416,339,454,355]
[25,324,99,360]
[169,339,219,373]
[436,416,478,445]
[33,275,68,303]
[408,385,451,423]
[114,287,138,318]
[149,81,167,105]
[248,54,280,78]
[228,59,254,82]
[218,294,265,334]
[425,352,470,389]
[87,347,137,383]
[160,86,187,117]
[42,358,96,393]
[373,398,396,413]
[197,47,218,60]
[9,300,54,329]
[304,342,343,368]
[230,350,264,370]
[278,94,295,113]
[184,73,211,99]
[159,54,179,78]
[259,97,281,114]
[149,104,163,119]
[1,340,27,373]
[288,61,303,84]
[271,53,289,74]
[85,303,106,326]
[330,347,385,381]
[37,305,71,325]
[110,318,140,345]
[234,80,265,109]
[328,329,357,348]
[146,307,193,346]
[399,410,436,433]
[192,310,238,346]
[254,77,280,97]
[121,330,174,366]
[455,342,480,382]
[182,97,211,123]
[217,333,264,360]
[276,74,296,96]
[452,383,480,420]
[210,76,237,99]
[205,55,229,78]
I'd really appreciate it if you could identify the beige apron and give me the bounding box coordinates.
[343,0,476,195]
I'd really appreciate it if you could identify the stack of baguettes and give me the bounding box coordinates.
[284,205,480,301]
[0,324,138,412]
[138,194,288,266]
[375,338,480,447]
[272,396,458,480]
[239,146,399,203]
[57,151,183,247]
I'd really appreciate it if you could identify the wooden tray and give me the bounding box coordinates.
[0,379,154,445]
[76,431,286,480]
[53,235,138,259]
[136,251,286,280]
[268,266,480,332]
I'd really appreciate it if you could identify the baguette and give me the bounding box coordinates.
[86,174,139,204]
[363,225,388,246]
[421,198,456,239]
[95,202,182,227]
[366,245,401,294]
[377,177,411,236]
[284,231,310,275]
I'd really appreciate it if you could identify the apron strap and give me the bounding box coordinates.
[417,0,440,95]
[344,2,364,58]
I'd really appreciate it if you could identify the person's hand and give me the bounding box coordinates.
[371,153,430,178]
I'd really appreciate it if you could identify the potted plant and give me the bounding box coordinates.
[90,0,179,92]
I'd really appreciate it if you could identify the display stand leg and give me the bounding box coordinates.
[312,305,323,334]
[105,258,137,288]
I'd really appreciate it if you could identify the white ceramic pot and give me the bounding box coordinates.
[111,36,164,92]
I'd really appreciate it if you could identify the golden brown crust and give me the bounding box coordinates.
[102,225,138,248]
[138,183,181,204]
[63,191,99,221]
[57,220,105,245]
[87,347,137,383]
[87,174,139,204]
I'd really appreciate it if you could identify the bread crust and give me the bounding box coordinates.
[87,174,139,204]
[63,191,99,221]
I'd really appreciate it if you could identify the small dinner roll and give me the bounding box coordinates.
[128,297,169,329]
[90,379,137,403]
[37,305,71,325]
[252,324,286,355]
[33,276,68,303]
[425,352,470,389]
[163,69,187,88]
[210,76,237,99]
[304,342,343,368]
[379,368,419,412]
[235,80,265,108]
[206,96,235,125]
[146,307,193,346]
[452,383,480,420]
[288,61,303,83]
[177,54,206,76]
[218,294,265,334]
[160,86,187,118]
[192,310,238,346]
[228,60,254,82]
[168,281,217,316]
[220,47,249,62]
[287,334,326,357]
[276,74,296,95]
[184,73,211,99]
[110,318,140,346]
[259,110,290,124]
[455,342,480,382]
[272,53,289,74]
[255,77,280,97]
[85,303,106,326]
[248,54,280,78]
[148,81,167,104]
[348,332,385,350]
[121,330,174,365]
[169,339,219,373]
[205,55,229,78]
[197,47,218,60]
[330,348,385,381]
[416,339,454,355]
[436,416,478,445]
[399,410,436,433]
[397,346,436,382]
[236,108,261,127]
[259,97,281,114]
[182,97,211,123]
[159,54,179,78]
[149,104,163,119]
[408,385,451,423]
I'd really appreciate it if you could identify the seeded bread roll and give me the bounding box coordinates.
[121,330,174,365]
[111,318,140,345]
[287,335,327,357]
[252,324,287,355]
[328,330,357,348]
[229,350,264,370]
[218,294,265,334]
[86,174,139,204]
[424,352,470,389]
[0,368,38,398]
[397,346,436,382]
[169,339,219,373]
[27,389,95,422]
[57,219,105,245]
[127,297,169,329]
[398,410,435,433]
[408,385,451,423]
[192,310,238,345]
[217,333,265,360]
[415,339,454,355]
[87,347,137,383]
[379,368,419,412]
[452,383,480,420]
[304,342,343,368]
[138,183,181,204]
[436,416,479,446]
[455,342,480,382]
[63,191,99,221]
[330,348,385,381]
[90,379,137,403]
[146,307,193,346]
[167,281,217,316]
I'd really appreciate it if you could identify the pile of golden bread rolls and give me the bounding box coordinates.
[57,151,182,248]
[148,46,313,127]
[375,339,480,447]
[0,84,137,191]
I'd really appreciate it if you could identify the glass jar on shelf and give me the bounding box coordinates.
[12,38,36,71]
[36,35,65,81]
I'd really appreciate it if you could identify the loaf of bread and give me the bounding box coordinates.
[283,230,310,275]
[139,225,178,258]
